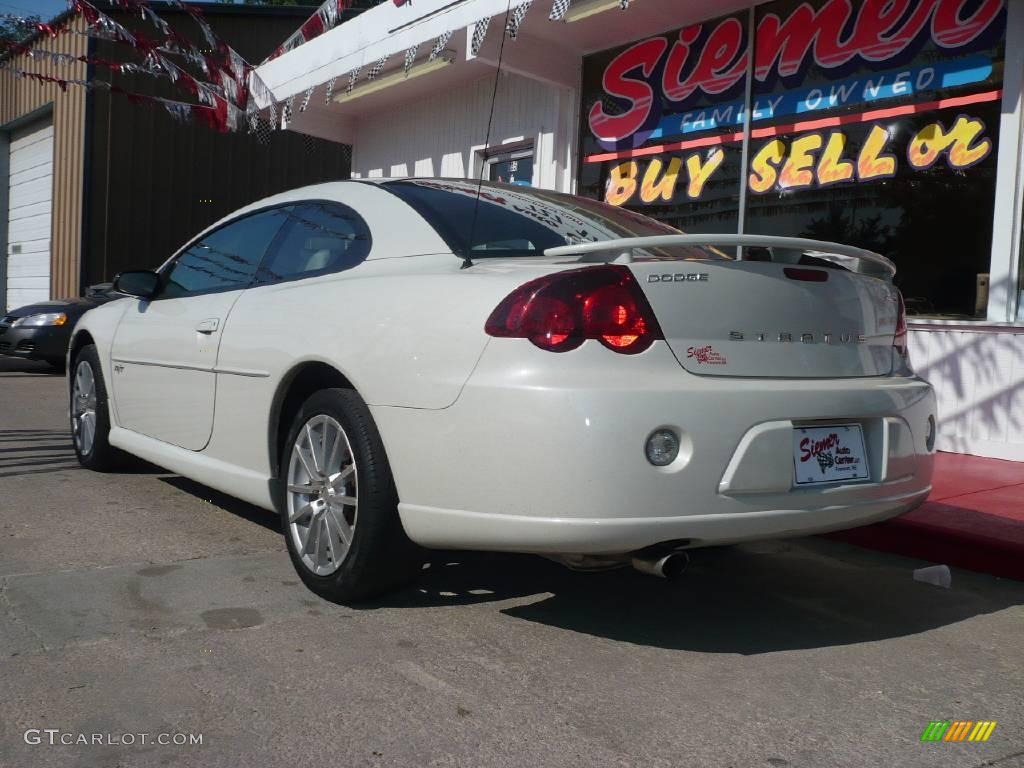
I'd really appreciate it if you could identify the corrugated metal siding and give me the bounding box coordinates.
[84,10,353,285]
[351,72,573,190]
[0,15,87,301]
[909,327,1024,461]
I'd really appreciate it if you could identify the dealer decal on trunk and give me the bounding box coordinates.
[686,344,727,365]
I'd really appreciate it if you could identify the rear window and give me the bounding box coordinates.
[383,180,725,261]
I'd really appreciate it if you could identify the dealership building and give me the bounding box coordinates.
[260,0,1017,460]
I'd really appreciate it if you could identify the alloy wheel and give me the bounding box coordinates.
[285,414,358,576]
[71,360,98,456]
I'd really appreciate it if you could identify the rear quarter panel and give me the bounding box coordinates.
[208,257,522,478]
[206,188,550,478]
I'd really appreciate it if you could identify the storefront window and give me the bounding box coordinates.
[578,0,1007,318]
[577,10,747,234]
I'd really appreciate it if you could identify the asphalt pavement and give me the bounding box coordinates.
[1,355,1022,768]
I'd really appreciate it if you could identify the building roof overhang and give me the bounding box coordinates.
[251,0,751,143]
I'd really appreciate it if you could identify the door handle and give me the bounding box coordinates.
[196,318,220,335]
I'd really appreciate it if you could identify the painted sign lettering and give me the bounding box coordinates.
[590,0,1004,146]
[641,55,992,143]
[603,113,992,206]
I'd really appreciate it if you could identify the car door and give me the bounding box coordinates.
[208,201,373,473]
[110,208,289,450]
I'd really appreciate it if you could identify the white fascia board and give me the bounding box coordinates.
[252,0,516,106]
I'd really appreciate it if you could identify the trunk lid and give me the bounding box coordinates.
[628,260,899,378]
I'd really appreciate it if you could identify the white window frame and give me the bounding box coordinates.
[482,144,535,185]
[986,0,1024,323]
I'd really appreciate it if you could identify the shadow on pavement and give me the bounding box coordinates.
[158,475,282,533]
[139,471,1024,656]
[0,428,79,479]
[0,358,63,375]
[0,429,164,478]
[0,429,72,443]
[373,542,1024,654]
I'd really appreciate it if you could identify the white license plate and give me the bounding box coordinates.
[793,424,870,486]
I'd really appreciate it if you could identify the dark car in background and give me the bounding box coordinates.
[0,285,120,370]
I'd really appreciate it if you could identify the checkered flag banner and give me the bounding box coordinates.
[299,85,315,112]
[267,99,278,128]
[620,0,629,8]
[471,16,492,56]
[346,66,361,94]
[549,0,570,20]
[506,0,532,39]
[281,94,295,124]
[325,76,337,103]
[404,45,419,76]
[249,72,274,112]
[249,111,273,145]
[429,30,453,61]
[367,56,388,81]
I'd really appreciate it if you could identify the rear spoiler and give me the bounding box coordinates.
[544,234,896,280]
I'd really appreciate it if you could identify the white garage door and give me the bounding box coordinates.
[5,120,53,311]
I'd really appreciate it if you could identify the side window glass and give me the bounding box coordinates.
[159,208,289,299]
[259,202,370,283]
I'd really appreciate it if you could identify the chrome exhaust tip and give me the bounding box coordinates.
[631,550,689,580]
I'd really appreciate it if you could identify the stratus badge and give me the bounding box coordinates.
[728,331,866,343]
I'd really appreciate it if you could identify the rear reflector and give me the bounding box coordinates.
[784,267,829,282]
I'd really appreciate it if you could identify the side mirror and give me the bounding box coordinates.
[113,271,160,299]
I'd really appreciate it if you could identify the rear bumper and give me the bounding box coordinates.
[372,340,937,554]
[398,489,928,554]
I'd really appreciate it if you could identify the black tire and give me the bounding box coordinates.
[278,388,422,603]
[70,344,127,471]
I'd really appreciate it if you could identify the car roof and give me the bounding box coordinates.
[224,177,529,221]
[157,179,457,271]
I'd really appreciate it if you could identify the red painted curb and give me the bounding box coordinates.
[827,513,1024,581]
[826,452,1024,581]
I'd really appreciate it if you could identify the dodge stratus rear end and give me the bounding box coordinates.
[375,182,937,565]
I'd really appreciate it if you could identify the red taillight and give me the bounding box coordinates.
[893,290,908,357]
[485,265,663,354]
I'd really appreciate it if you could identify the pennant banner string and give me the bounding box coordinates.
[1,4,245,131]
[265,0,352,63]
[71,0,248,105]
[0,62,223,123]
[0,17,226,107]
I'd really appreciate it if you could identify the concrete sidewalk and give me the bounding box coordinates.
[831,452,1024,581]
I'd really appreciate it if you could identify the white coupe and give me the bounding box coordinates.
[69,179,937,601]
